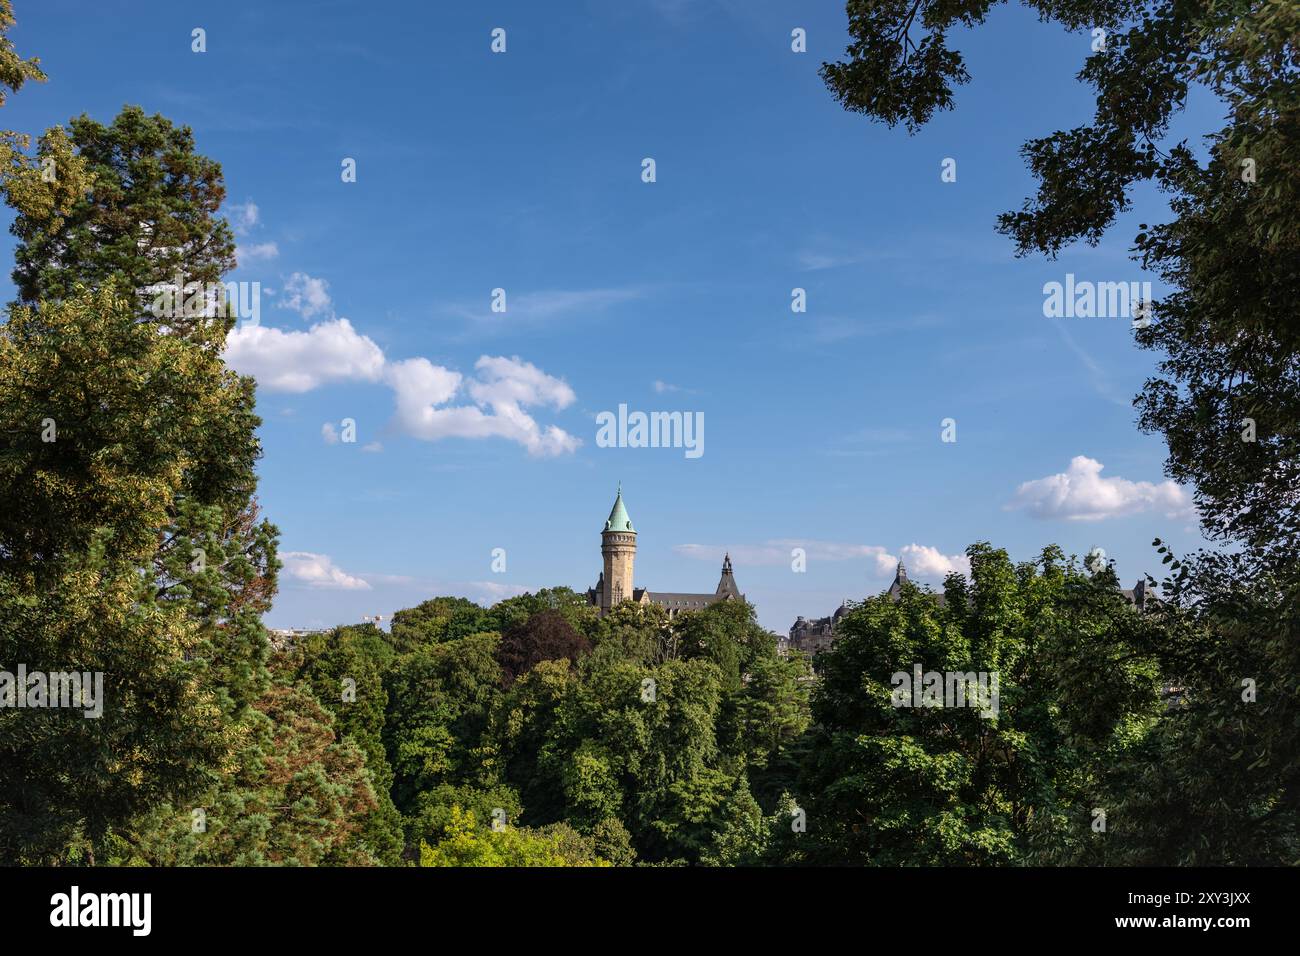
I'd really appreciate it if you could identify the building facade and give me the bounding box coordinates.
[586,484,743,617]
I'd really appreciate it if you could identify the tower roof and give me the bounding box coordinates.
[604,483,635,533]
[887,559,908,598]
[716,552,740,598]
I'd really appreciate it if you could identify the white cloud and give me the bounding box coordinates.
[279,271,333,319]
[898,543,971,578]
[470,355,576,410]
[281,551,371,590]
[224,318,386,392]
[321,422,339,444]
[387,354,580,457]
[1008,455,1194,521]
[225,306,581,456]
[362,441,383,453]
[238,241,279,263]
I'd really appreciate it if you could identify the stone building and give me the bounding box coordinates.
[787,606,848,658]
[586,484,743,617]
[787,560,922,658]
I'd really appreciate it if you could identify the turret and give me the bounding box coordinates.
[600,483,636,613]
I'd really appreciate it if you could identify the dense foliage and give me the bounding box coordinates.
[0,1,1293,866]
[822,0,1299,863]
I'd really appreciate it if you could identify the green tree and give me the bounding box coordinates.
[0,98,278,716]
[489,652,758,863]
[821,0,1300,864]
[1067,544,1300,864]
[383,632,503,815]
[0,41,281,858]
[0,290,252,861]
[797,544,1160,865]
[736,653,813,810]
[0,1,42,104]
[7,106,237,334]
[418,806,610,867]
[676,599,775,691]
[389,596,489,651]
[281,624,403,864]
[482,586,597,636]
[105,682,381,866]
[589,599,674,665]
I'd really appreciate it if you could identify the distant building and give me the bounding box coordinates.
[787,561,922,658]
[788,561,1154,659]
[267,627,320,651]
[787,606,847,658]
[1121,578,1154,610]
[585,484,743,618]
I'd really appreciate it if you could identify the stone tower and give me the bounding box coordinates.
[600,483,636,613]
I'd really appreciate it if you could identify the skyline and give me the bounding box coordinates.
[2,1,1220,633]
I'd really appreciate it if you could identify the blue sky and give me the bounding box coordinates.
[4,1,1224,632]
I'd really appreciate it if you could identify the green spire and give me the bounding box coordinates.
[604,482,635,532]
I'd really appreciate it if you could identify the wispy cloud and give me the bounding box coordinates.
[228,200,259,235]
[238,241,279,264]
[798,249,880,271]
[443,287,645,326]
[653,379,702,396]
[791,313,947,346]
[465,581,535,602]
[278,271,333,319]
[1052,321,1131,408]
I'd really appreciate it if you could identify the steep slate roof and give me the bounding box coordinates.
[716,552,741,599]
[1120,579,1155,609]
[641,553,745,610]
